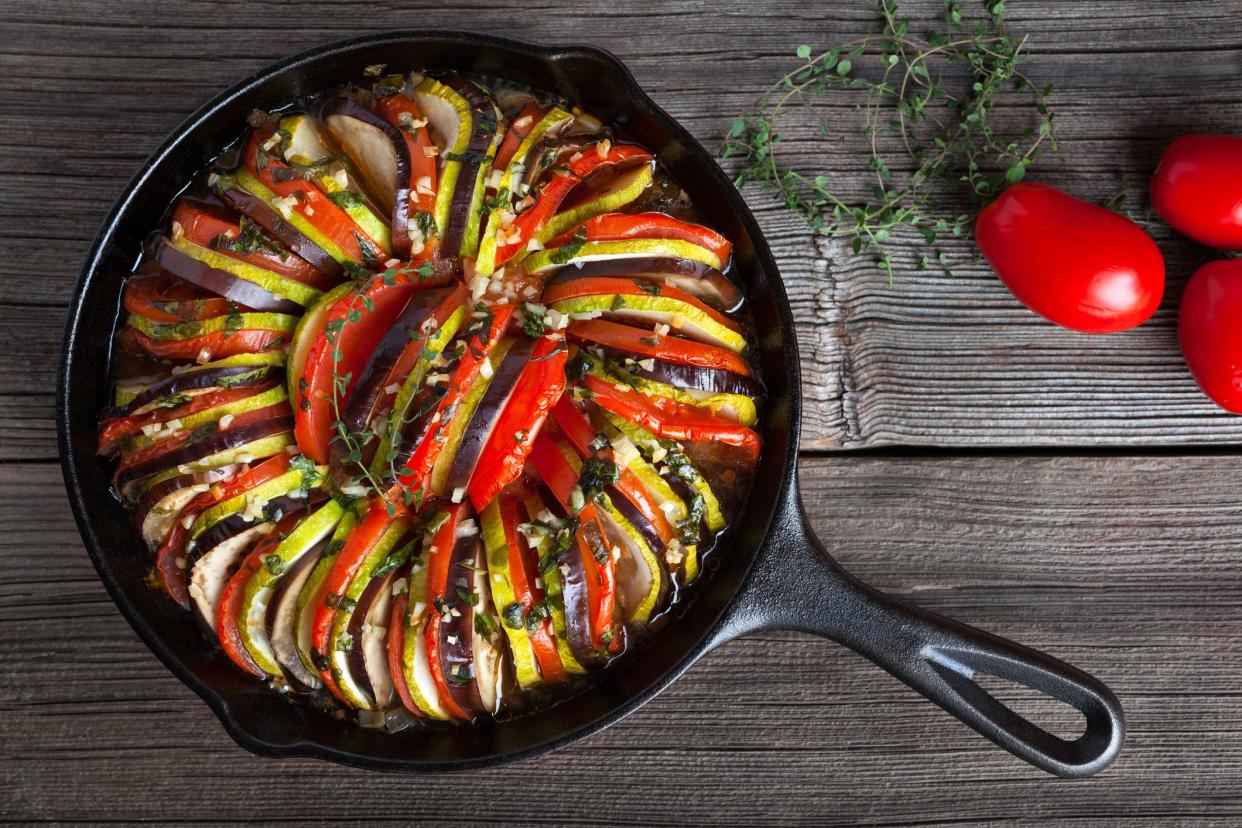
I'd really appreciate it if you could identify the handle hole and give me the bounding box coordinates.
[974,672,1086,741]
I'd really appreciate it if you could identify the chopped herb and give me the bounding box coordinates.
[501,602,525,631]
[335,632,355,653]
[455,586,480,607]
[414,211,437,240]
[354,232,382,267]
[263,554,287,576]
[222,302,244,339]
[578,455,620,502]
[363,63,387,77]
[522,305,548,338]
[327,190,367,209]
[444,150,489,164]
[549,227,588,265]
[632,279,661,295]
[524,597,552,633]
[155,393,193,409]
[216,367,268,388]
[374,541,415,578]
[474,612,498,638]
[326,592,357,612]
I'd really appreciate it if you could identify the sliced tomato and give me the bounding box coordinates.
[151,454,295,607]
[548,212,732,265]
[309,501,408,681]
[494,101,546,171]
[119,326,287,362]
[113,402,289,485]
[499,490,566,682]
[170,200,334,289]
[295,274,423,463]
[467,334,568,510]
[551,395,674,544]
[387,588,421,716]
[584,374,760,464]
[373,95,439,217]
[567,318,751,376]
[491,144,653,268]
[391,304,516,498]
[545,276,742,334]
[98,382,276,456]
[528,432,620,653]
[124,272,235,322]
[422,503,477,721]
[243,130,384,265]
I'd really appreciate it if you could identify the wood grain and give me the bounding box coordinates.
[6,2,1242,824]
[6,455,1242,824]
[3,0,1242,453]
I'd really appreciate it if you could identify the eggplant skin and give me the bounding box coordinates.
[114,414,293,494]
[547,256,742,313]
[322,96,413,259]
[190,494,307,558]
[445,336,534,494]
[594,345,763,399]
[104,364,281,420]
[216,185,343,279]
[152,238,303,314]
[439,533,486,715]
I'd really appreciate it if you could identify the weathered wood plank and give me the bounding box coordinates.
[5,454,1242,823]
[3,0,1242,450]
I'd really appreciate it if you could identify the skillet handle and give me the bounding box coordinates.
[713,484,1124,778]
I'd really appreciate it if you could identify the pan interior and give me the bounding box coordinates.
[59,31,796,768]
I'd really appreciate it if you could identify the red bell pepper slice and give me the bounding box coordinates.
[243,130,385,265]
[583,374,761,465]
[545,276,743,335]
[216,508,303,678]
[422,503,477,721]
[567,318,751,376]
[491,144,654,268]
[466,334,568,510]
[391,304,516,499]
[499,489,567,682]
[373,95,439,217]
[119,326,287,362]
[528,432,620,653]
[124,272,235,322]
[151,454,294,607]
[99,382,276,457]
[386,588,421,716]
[295,274,422,463]
[170,200,334,289]
[494,101,546,171]
[310,500,408,684]
[113,402,289,486]
[547,212,732,265]
[551,396,675,544]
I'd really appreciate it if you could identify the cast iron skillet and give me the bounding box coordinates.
[58,30,1125,777]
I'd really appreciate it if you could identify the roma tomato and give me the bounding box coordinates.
[975,182,1165,334]
[1150,134,1242,250]
[1179,258,1242,413]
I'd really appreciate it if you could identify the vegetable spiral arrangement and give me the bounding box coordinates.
[99,70,761,725]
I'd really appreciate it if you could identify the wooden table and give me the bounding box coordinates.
[4,1,1241,823]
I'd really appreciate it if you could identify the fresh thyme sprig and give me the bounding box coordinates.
[721,0,1058,281]
[327,262,439,514]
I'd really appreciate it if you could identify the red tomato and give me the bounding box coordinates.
[1179,258,1242,413]
[1150,135,1242,250]
[975,183,1165,334]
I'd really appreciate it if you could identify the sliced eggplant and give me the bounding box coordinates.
[151,238,302,313]
[437,530,486,715]
[322,97,413,258]
[105,354,283,420]
[548,255,742,313]
[593,345,762,399]
[188,522,274,635]
[345,570,397,708]
[444,336,535,496]
[139,483,209,550]
[215,182,344,280]
[264,537,327,689]
[114,413,293,494]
